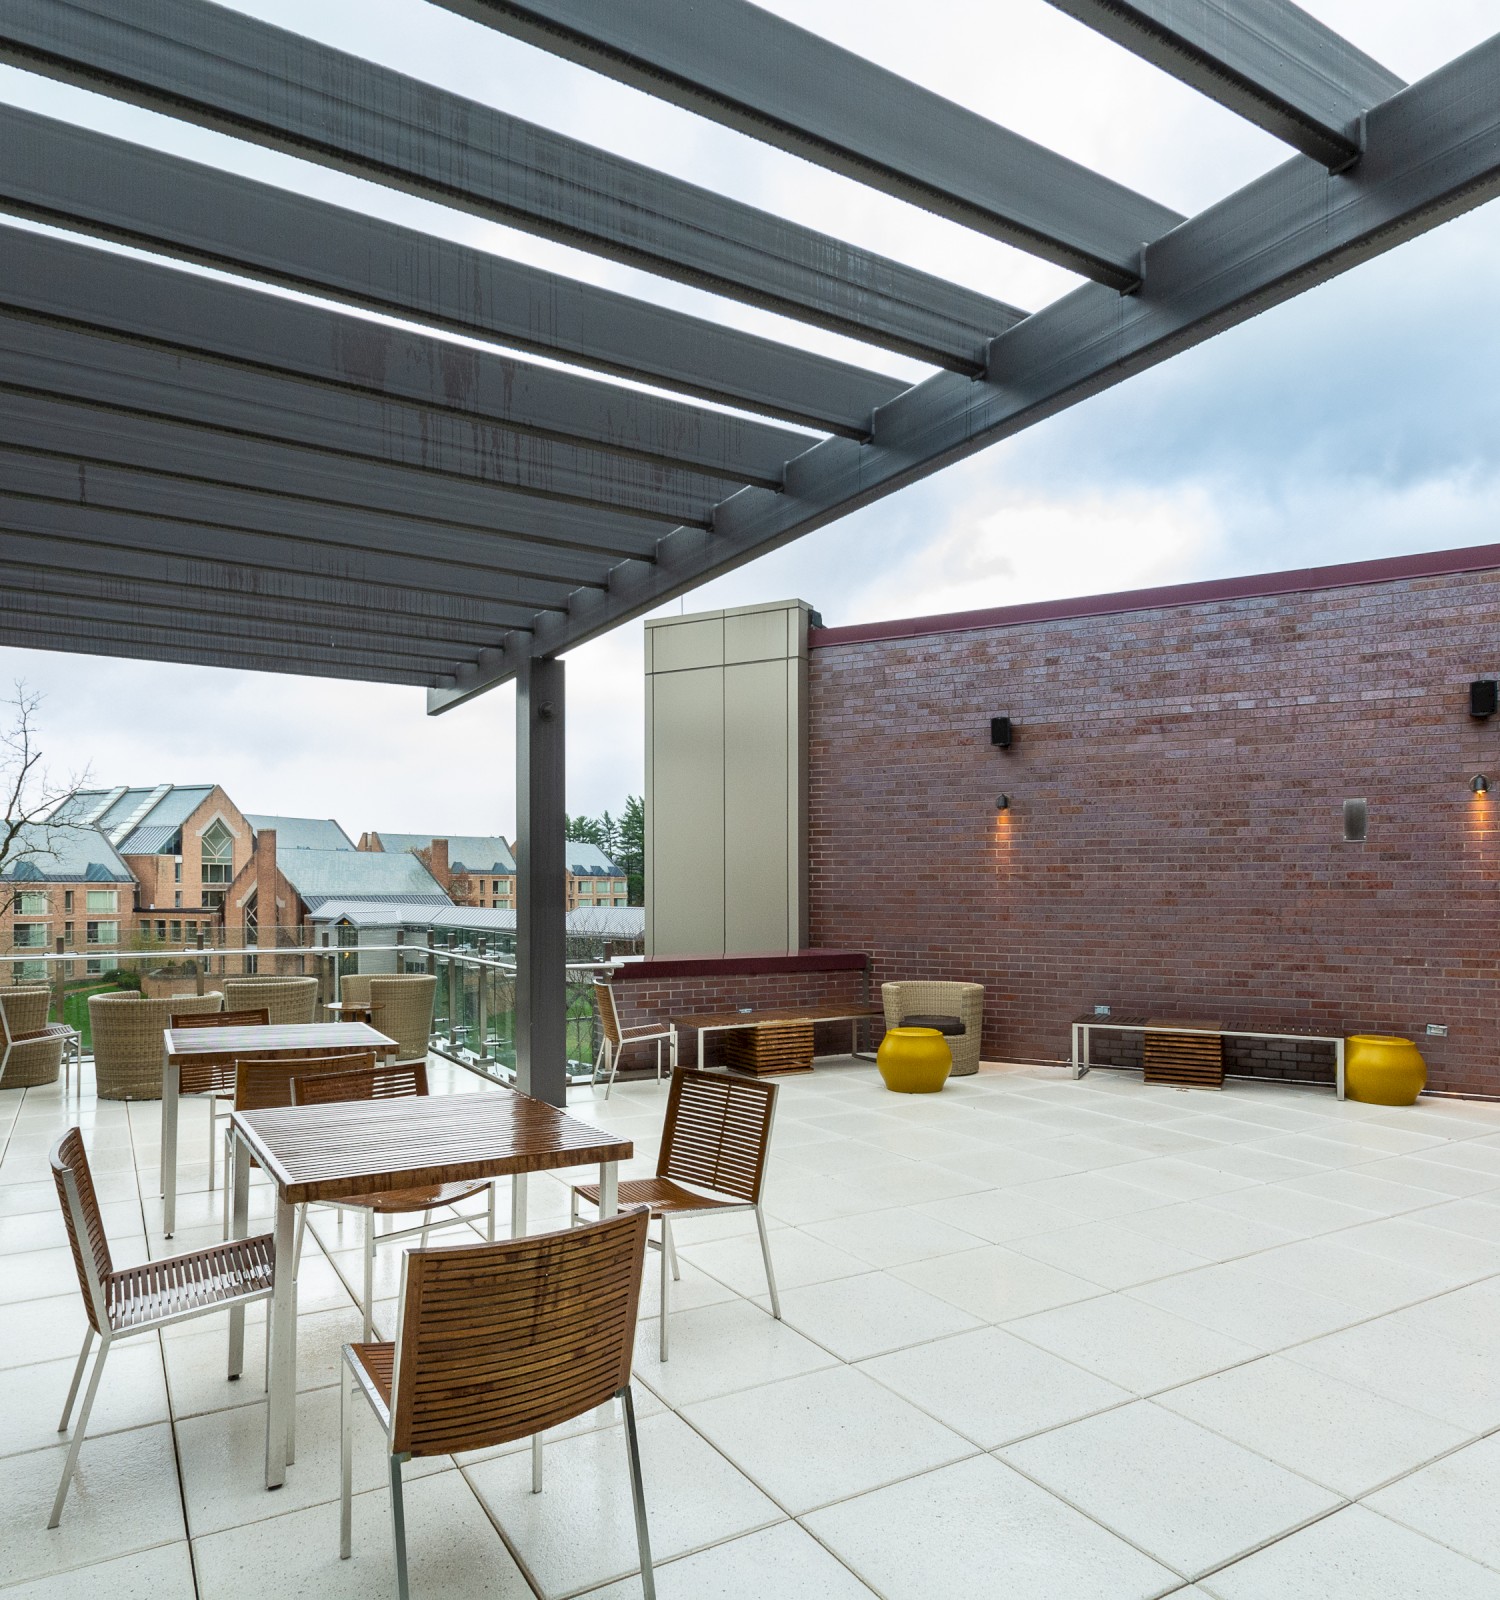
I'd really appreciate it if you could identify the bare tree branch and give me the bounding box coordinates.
[0,683,93,914]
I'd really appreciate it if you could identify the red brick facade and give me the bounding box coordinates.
[807,553,1500,1097]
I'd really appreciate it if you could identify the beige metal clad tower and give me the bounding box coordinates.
[644,600,811,956]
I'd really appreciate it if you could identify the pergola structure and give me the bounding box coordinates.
[1,0,1497,1101]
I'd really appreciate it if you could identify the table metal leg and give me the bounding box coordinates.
[161,1050,178,1233]
[1336,1037,1345,1101]
[599,1160,618,1218]
[698,1029,705,1072]
[227,1131,251,1379]
[265,1195,296,1489]
[511,1173,529,1238]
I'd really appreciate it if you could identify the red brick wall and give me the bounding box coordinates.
[808,567,1500,1096]
[611,968,873,1067]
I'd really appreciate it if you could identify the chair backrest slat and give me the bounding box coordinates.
[232,1051,379,1112]
[593,981,622,1049]
[51,1128,112,1332]
[389,1209,648,1458]
[657,1068,777,1203]
[170,1008,270,1030]
[292,1060,427,1106]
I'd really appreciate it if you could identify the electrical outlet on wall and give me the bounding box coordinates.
[1094,1004,1111,1017]
[1426,1023,1448,1037]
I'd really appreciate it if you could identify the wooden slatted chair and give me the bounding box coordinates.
[572,1068,780,1360]
[48,1127,275,1527]
[340,1211,655,1600]
[170,1006,271,1196]
[220,1050,381,1237]
[292,1061,496,1339]
[592,980,673,1098]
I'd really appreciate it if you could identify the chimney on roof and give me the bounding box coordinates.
[256,828,277,933]
[429,838,449,883]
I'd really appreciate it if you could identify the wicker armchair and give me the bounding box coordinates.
[367,976,437,1064]
[0,986,72,1090]
[88,992,223,1100]
[881,981,984,1076]
[222,975,319,1025]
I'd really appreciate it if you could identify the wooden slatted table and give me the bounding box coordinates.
[160,1022,397,1238]
[226,1087,632,1489]
[670,1005,883,1074]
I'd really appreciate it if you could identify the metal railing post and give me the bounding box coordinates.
[476,937,489,1064]
[194,930,205,996]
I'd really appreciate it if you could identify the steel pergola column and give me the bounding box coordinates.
[514,656,568,1107]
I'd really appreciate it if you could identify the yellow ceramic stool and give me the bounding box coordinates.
[1345,1034,1426,1106]
[877,1026,952,1094]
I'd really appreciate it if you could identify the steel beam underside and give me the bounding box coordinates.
[437,0,1184,288]
[430,32,1500,710]
[1044,0,1404,169]
[0,105,908,430]
[0,0,1025,368]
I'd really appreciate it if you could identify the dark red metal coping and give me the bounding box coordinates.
[610,950,868,983]
[808,543,1500,649]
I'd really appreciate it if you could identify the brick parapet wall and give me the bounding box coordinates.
[808,565,1500,1097]
[610,968,874,1069]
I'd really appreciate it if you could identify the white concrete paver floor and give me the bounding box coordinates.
[6,1057,1500,1597]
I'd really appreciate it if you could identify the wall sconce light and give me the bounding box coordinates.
[991,717,1013,749]
[995,794,1010,812]
[1472,774,1490,794]
[1471,681,1497,719]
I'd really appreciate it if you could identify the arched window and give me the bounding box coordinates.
[201,820,234,909]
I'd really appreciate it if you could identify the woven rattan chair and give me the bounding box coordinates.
[222,975,319,1025]
[293,1060,495,1339]
[881,981,985,1076]
[219,1050,384,1236]
[49,1127,274,1527]
[573,1068,780,1360]
[0,986,77,1093]
[592,980,673,1098]
[88,991,223,1099]
[169,1007,270,1195]
[341,1210,655,1600]
[366,976,437,1066]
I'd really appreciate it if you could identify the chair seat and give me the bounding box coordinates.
[572,1175,747,1216]
[337,1179,491,1215]
[15,1023,76,1044]
[900,1012,965,1036]
[106,1233,275,1330]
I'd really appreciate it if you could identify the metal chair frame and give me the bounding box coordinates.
[572,1067,780,1360]
[48,1129,274,1528]
[591,980,674,1098]
[340,1214,655,1600]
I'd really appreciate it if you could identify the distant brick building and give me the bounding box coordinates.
[359,832,516,909]
[564,842,630,911]
[0,822,136,973]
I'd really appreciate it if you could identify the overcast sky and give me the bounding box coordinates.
[3,0,1497,838]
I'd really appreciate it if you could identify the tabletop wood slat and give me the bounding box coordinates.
[232,1090,633,1205]
[670,1006,883,1030]
[165,1022,397,1064]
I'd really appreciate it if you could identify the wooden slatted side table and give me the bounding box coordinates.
[1143,1017,1224,1089]
[723,1021,816,1076]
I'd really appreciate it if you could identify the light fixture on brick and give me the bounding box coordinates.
[995,794,1010,812]
[1472,774,1490,795]
[1470,681,1497,718]
[990,717,1013,749]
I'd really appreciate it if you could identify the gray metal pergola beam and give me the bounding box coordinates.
[0,106,908,429]
[0,385,699,550]
[0,587,459,673]
[0,443,624,590]
[1044,0,1404,169]
[0,226,807,490]
[0,558,523,648]
[437,0,1184,289]
[0,0,1027,368]
[0,615,442,687]
[0,532,539,634]
[0,494,578,613]
[433,30,1500,710]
